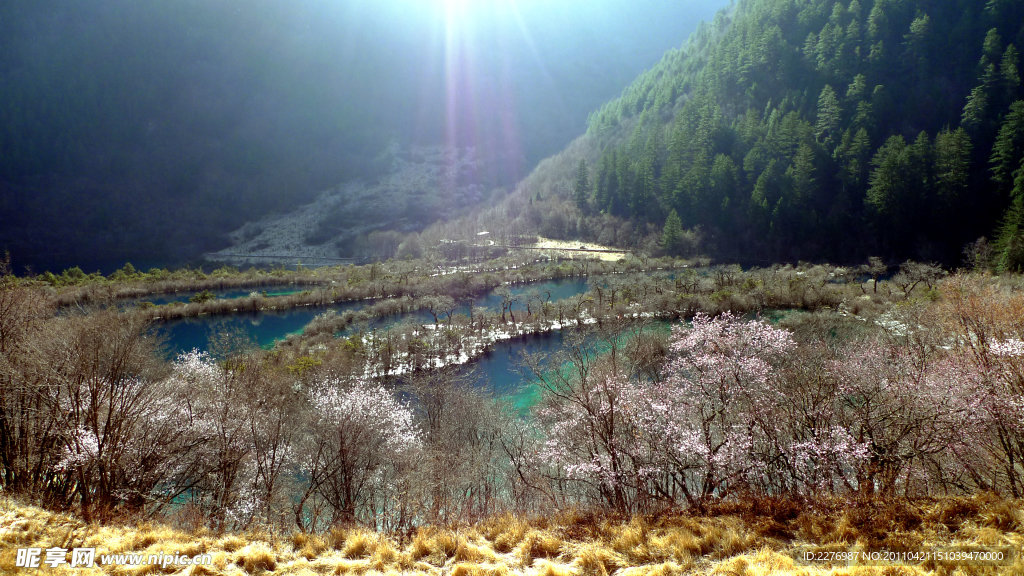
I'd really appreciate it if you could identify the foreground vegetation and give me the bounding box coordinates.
[3,493,1023,575]
[4,251,1024,575]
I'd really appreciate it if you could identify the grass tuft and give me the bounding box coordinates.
[533,558,575,576]
[342,530,378,559]
[450,563,511,576]
[235,544,277,574]
[327,525,349,550]
[981,500,1022,532]
[573,542,622,576]
[519,531,564,566]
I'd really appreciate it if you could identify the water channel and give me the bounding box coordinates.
[152,276,796,411]
[154,277,590,358]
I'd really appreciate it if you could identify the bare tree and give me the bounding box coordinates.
[859,256,888,293]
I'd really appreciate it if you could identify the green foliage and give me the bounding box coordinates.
[962,86,990,133]
[189,290,217,304]
[934,128,972,205]
[990,101,1024,192]
[211,265,240,278]
[660,209,685,255]
[287,355,323,376]
[1002,45,1021,94]
[815,85,841,151]
[994,158,1024,272]
[573,159,590,212]
[578,0,1024,263]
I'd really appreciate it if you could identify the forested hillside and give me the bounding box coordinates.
[540,0,1024,267]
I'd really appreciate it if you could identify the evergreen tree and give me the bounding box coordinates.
[643,127,664,176]
[750,160,784,237]
[962,86,990,133]
[866,135,913,247]
[789,141,819,204]
[661,209,685,255]
[990,101,1024,192]
[630,157,655,219]
[903,13,930,78]
[934,127,972,207]
[815,85,842,152]
[594,152,613,211]
[839,127,873,190]
[681,154,712,225]
[982,28,1003,70]
[1002,45,1020,99]
[578,0,1024,263]
[573,159,590,213]
[709,153,740,229]
[994,159,1024,271]
[609,150,631,217]
[909,130,934,194]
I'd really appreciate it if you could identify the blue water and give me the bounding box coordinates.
[157,277,590,358]
[461,330,566,410]
[341,277,589,334]
[155,300,365,358]
[465,319,678,411]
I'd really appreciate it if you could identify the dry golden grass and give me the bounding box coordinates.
[2,495,1024,575]
[518,530,565,566]
[482,514,530,554]
[234,543,277,573]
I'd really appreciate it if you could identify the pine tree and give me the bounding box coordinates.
[962,86,989,133]
[846,74,868,103]
[609,150,630,217]
[750,161,784,237]
[815,85,842,153]
[789,141,818,204]
[1003,45,1021,100]
[709,154,739,228]
[983,28,1003,69]
[866,135,913,247]
[994,159,1024,271]
[867,3,887,43]
[595,152,613,211]
[934,128,972,206]
[903,13,930,78]
[990,101,1024,192]
[661,209,685,255]
[573,159,590,213]
[630,157,655,219]
[980,30,1004,92]
[909,130,933,193]
[839,127,872,189]
[643,127,663,176]
[580,0,1024,263]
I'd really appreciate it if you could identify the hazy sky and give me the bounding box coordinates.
[329,0,732,163]
[0,0,730,172]
[0,0,731,272]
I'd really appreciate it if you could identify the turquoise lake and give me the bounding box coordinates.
[155,277,589,358]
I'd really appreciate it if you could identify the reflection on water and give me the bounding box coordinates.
[459,330,566,411]
[156,277,590,358]
[154,300,365,357]
[464,319,678,412]
[342,277,590,335]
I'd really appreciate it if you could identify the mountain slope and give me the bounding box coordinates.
[444,0,1024,268]
[0,0,724,275]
